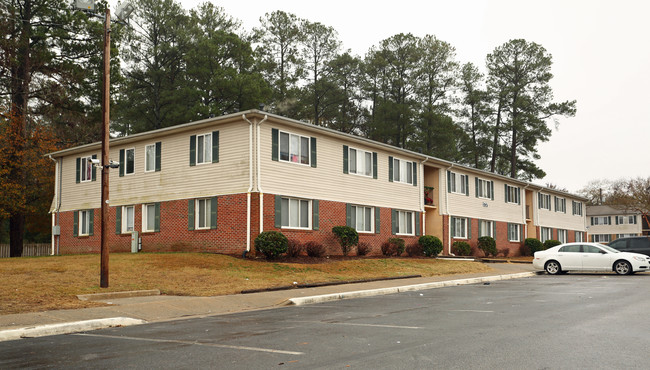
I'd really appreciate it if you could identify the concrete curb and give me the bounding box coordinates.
[0,317,146,342]
[77,290,161,301]
[288,272,538,306]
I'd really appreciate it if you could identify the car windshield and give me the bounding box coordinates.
[597,244,620,253]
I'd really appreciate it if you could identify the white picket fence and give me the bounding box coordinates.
[0,244,51,258]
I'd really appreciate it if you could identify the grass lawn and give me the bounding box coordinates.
[0,253,493,315]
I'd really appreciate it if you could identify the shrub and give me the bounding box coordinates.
[389,238,405,256]
[381,241,395,256]
[419,235,443,257]
[286,239,303,258]
[332,226,359,256]
[499,248,510,257]
[357,242,371,256]
[304,241,326,257]
[524,238,544,256]
[405,242,423,257]
[477,236,497,257]
[543,239,561,249]
[452,241,471,256]
[254,231,288,259]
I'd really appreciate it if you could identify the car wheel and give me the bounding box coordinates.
[545,260,561,275]
[614,260,632,275]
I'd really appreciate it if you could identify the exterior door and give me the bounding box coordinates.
[557,245,583,270]
[581,244,610,271]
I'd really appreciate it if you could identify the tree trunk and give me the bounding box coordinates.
[489,99,503,173]
[9,213,24,257]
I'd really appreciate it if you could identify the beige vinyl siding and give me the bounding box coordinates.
[536,195,586,232]
[588,215,641,236]
[259,122,421,211]
[60,121,250,211]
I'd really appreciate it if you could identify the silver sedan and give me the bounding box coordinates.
[533,242,650,275]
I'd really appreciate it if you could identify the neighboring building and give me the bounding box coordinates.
[48,110,588,256]
[586,205,644,243]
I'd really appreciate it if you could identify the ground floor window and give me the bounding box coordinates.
[451,217,468,239]
[122,205,135,233]
[396,210,413,235]
[281,197,311,229]
[350,205,374,233]
[540,227,552,243]
[557,229,568,244]
[508,223,521,242]
[617,233,638,238]
[575,231,584,242]
[478,220,494,238]
[143,203,160,232]
[74,210,93,237]
[592,234,611,243]
[188,197,217,231]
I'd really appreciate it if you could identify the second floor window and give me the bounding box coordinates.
[391,158,415,185]
[349,148,373,177]
[616,215,637,225]
[448,171,468,195]
[476,178,494,199]
[572,201,582,216]
[554,197,566,213]
[280,131,310,165]
[505,185,520,204]
[196,133,212,164]
[539,194,551,210]
[591,216,611,225]
[119,148,135,176]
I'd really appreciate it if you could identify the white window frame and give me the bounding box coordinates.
[195,198,211,230]
[555,197,566,213]
[281,197,311,229]
[592,216,610,225]
[539,194,551,210]
[124,148,135,175]
[396,210,414,235]
[449,172,467,195]
[196,133,212,165]
[508,223,521,242]
[279,131,310,166]
[592,234,611,243]
[80,156,93,182]
[348,147,373,177]
[142,204,156,232]
[392,158,414,185]
[617,233,638,238]
[145,144,156,172]
[122,205,135,233]
[451,217,467,239]
[479,220,494,238]
[505,185,520,204]
[557,229,568,244]
[477,178,492,199]
[79,210,91,236]
[351,205,374,233]
[540,227,552,243]
[575,232,584,242]
[572,201,582,216]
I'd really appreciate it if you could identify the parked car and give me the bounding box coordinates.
[608,236,650,257]
[533,242,650,275]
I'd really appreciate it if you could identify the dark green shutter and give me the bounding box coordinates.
[76,158,80,183]
[189,135,196,166]
[372,152,378,179]
[504,184,508,203]
[493,221,497,239]
[310,137,317,168]
[212,131,219,163]
[451,217,456,237]
[388,156,393,182]
[91,154,97,181]
[89,211,94,236]
[271,128,279,161]
[634,215,638,224]
[210,197,218,229]
[490,181,494,200]
[188,200,194,230]
[155,142,161,172]
[591,217,594,225]
[615,216,619,225]
[343,145,349,174]
[538,193,542,208]
[465,175,469,196]
[478,220,482,236]
[119,149,125,176]
[475,177,479,197]
[116,206,122,234]
[274,195,282,228]
[391,209,397,234]
[154,202,160,232]
[608,216,611,225]
[375,207,380,234]
[346,203,352,227]
[412,163,417,186]
[517,188,521,205]
[73,211,79,237]
[447,171,451,192]
[467,218,472,239]
[312,200,319,230]
[415,212,421,236]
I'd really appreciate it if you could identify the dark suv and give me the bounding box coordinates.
[608,236,650,257]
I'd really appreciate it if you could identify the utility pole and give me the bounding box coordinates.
[100,7,111,288]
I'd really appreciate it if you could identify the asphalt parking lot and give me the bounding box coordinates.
[2,273,649,369]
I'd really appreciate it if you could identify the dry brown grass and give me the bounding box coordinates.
[0,253,491,315]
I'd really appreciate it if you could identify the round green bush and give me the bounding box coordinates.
[419,235,443,257]
[543,239,561,249]
[524,238,544,256]
[389,238,406,256]
[477,236,497,257]
[254,231,288,259]
[452,241,471,256]
[332,226,359,256]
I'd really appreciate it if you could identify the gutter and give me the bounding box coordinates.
[242,114,255,253]
[256,115,268,235]
[48,155,61,256]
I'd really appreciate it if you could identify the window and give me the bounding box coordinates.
[349,205,374,233]
[476,178,494,199]
[391,157,415,185]
[74,210,93,237]
[540,227,552,243]
[280,131,310,165]
[122,206,135,233]
[119,148,135,176]
[448,171,468,195]
[196,198,211,229]
[616,215,637,225]
[395,210,414,235]
[539,194,551,210]
[617,233,638,238]
[505,185,520,204]
[142,203,160,232]
[188,197,217,230]
[571,201,582,216]
[559,244,581,253]
[554,196,566,213]
[557,229,568,244]
[508,223,521,242]
[451,217,468,239]
[348,148,373,177]
[591,216,611,225]
[280,197,311,229]
[478,220,494,238]
[145,142,161,172]
[190,132,219,166]
[592,234,611,243]
[575,231,584,242]
[76,155,96,183]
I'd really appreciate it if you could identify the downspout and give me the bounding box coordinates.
[242,114,254,254]
[48,155,61,256]
[522,184,530,240]
[420,158,429,236]
[445,163,455,256]
[257,115,269,234]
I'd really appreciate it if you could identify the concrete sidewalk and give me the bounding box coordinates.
[0,262,537,341]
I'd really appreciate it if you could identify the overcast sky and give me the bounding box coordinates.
[175,0,650,193]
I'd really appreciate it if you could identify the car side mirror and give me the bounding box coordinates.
[600,250,607,254]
